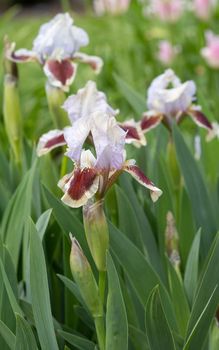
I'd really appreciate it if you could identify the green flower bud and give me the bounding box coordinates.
[46,83,69,129]
[69,235,103,317]
[83,199,109,272]
[3,73,23,165]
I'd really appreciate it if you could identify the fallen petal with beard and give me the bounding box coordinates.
[58,150,100,208]
[44,60,77,92]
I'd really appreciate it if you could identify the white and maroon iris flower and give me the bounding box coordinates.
[141,69,215,139]
[37,80,118,156]
[58,113,162,208]
[6,13,103,91]
[37,80,151,156]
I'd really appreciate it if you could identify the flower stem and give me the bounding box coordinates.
[99,270,106,305]
[60,155,68,178]
[94,316,105,350]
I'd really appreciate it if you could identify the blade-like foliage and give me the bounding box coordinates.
[145,286,176,350]
[29,219,59,350]
[106,253,128,350]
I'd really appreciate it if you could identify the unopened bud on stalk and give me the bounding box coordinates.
[83,199,109,272]
[165,211,180,269]
[69,234,103,317]
[3,40,23,165]
[46,83,69,129]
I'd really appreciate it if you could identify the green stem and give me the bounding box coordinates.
[60,155,68,178]
[99,270,106,305]
[94,316,105,350]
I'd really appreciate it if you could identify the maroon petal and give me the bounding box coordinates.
[37,129,66,156]
[119,120,146,147]
[124,164,162,202]
[59,168,99,208]
[189,109,213,130]
[44,59,77,90]
[140,113,162,132]
[73,52,103,73]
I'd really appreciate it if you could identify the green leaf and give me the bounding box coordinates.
[57,274,87,311]
[183,286,218,350]
[29,219,59,350]
[58,330,96,350]
[36,209,52,241]
[167,260,190,337]
[129,325,149,350]
[116,185,145,252]
[0,258,23,316]
[106,253,128,350]
[1,161,36,267]
[145,286,176,350]
[184,230,201,305]
[14,314,38,350]
[114,74,145,116]
[109,222,177,332]
[184,232,219,349]
[118,174,163,278]
[178,189,196,266]
[43,186,88,251]
[173,125,217,255]
[0,320,16,349]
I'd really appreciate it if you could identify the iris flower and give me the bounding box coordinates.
[37,82,162,207]
[37,80,152,155]
[58,113,162,208]
[139,69,216,140]
[6,13,103,91]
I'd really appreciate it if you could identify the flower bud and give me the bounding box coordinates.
[83,199,109,272]
[3,38,23,165]
[3,73,23,165]
[69,235,103,317]
[46,83,69,129]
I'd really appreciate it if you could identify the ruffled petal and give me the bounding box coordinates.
[37,129,66,156]
[62,80,118,123]
[123,164,162,202]
[44,59,77,91]
[73,52,103,74]
[58,167,99,208]
[64,119,91,162]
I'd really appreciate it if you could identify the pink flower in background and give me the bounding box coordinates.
[201,31,219,68]
[151,0,183,22]
[194,0,215,20]
[94,0,130,15]
[157,41,180,65]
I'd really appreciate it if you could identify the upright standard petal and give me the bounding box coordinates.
[62,80,118,124]
[147,69,196,117]
[44,59,77,91]
[92,113,126,170]
[32,13,89,61]
[37,129,66,156]
[64,118,91,162]
[124,163,163,202]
